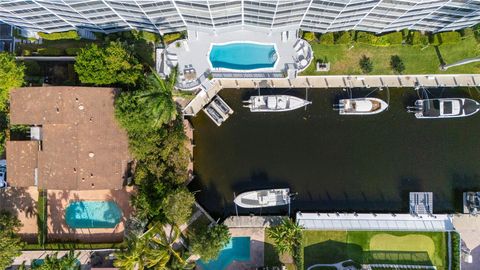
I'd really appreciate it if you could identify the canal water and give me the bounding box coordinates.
[189,87,480,217]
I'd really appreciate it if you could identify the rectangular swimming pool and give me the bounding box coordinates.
[65,201,122,229]
[209,43,277,70]
[197,236,251,270]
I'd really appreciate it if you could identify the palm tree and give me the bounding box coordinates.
[146,223,191,268]
[114,235,148,270]
[267,218,303,256]
[30,250,80,270]
[139,69,178,127]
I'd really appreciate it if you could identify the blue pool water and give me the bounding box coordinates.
[209,43,277,70]
[198,237,251,270]
[65,201,122,229]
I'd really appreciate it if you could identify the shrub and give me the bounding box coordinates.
[431,31,461,45]
[359,55,373,74]
[65,47,82,56]
[303,31,316,42]
[381,32,403,45]
[190,224,231,262]
[22,49,31,56]
[37,47,64,56]
[140,31,159,43]
[335,31,352,44]
[409,31,429,46]
[163,32,183,44]
[390,55,405,74]
[38,30,79,40]
[460,27,474,38]
[356,31,378,45]
[319,32,334,45]
[24,61,41,76]
[451,232,461,270]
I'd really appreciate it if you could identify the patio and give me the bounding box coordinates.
[165,29,312,90]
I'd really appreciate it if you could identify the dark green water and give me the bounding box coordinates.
[189,87,480,217]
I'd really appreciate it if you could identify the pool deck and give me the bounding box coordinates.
[166,30,305,90]
[0,187,38,243]
[47,187,134,243]
[453,214,480,270]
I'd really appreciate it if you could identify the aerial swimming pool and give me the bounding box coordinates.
[209,42,277,70]
[65,201,122,229]
[197,237,250,270]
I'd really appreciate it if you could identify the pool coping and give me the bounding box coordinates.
[207,41,280,72]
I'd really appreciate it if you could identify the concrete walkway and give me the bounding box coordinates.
[182,74,480,116]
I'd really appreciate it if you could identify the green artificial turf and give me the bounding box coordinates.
[302,231,448,270]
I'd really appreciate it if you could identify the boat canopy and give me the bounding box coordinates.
[355,100,374,112]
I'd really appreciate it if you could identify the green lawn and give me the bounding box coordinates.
[302,231,448,270]
[301,36,480,75]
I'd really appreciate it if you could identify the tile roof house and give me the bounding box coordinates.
[7,87,131,190]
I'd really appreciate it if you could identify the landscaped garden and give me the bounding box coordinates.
[301,28,480,75]
[302,230,448,270]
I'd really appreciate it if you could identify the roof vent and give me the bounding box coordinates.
[88,152,95,158]
[79,105,84,110]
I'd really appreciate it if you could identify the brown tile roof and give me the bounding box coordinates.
[8,87,131,190]
[6,141,38,187]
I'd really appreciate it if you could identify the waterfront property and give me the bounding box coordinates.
[5,86,132,243]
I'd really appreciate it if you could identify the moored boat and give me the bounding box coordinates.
[334,97,388,115]
[243,95,311,112]
[234,188,290,208]
[407,98,480,119]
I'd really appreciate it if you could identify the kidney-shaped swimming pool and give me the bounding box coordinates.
[209,42,277,70]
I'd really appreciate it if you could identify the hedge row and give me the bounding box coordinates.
[38,30,79,40]
[24,241,126,250]
[451,232,460,270]
[163,32,185,44]
[21,47,81,56]
[305,29,469,47]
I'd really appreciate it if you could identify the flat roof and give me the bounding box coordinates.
[8,87,131,190]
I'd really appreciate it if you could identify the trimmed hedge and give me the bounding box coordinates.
[163,32,183,44]
[430,31,461,45]
[303,32,316,42]
[37,47,65,56]
[319,32,334,45]
[335,31,352,44]
[38,30,79,40]
[65,47,82,56]
[356,31,402,46]
[24,241,126,250]
[37,190,47,246]
[451,232,460,270]
[408,31,429,46]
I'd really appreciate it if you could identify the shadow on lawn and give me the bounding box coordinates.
[304,240,432,268]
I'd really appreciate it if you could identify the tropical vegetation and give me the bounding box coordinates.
[0,210,24,269]
[190,224,231,262]
[74,41,143,86]
[0,53,24,156]
[29,250,80,270]
[267,218,303,269]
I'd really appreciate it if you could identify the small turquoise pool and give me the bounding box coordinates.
[209,43,277,70]
[65,201,122,229]
[198,237,251,270]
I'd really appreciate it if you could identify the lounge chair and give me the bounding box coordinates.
[294,39,303,51]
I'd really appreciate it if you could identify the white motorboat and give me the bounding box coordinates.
[234,188,290,208]
[243,95,311,112]
[407,98,480,119]
[335,98,388,115]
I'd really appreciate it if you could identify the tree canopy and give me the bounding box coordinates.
[267,218,303,256]
[190,224,231,262]
[30,250,80,270]
[0,53,24,111]
[0,210,23,269]
[75,42,143,86]
[162,188,195,225]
